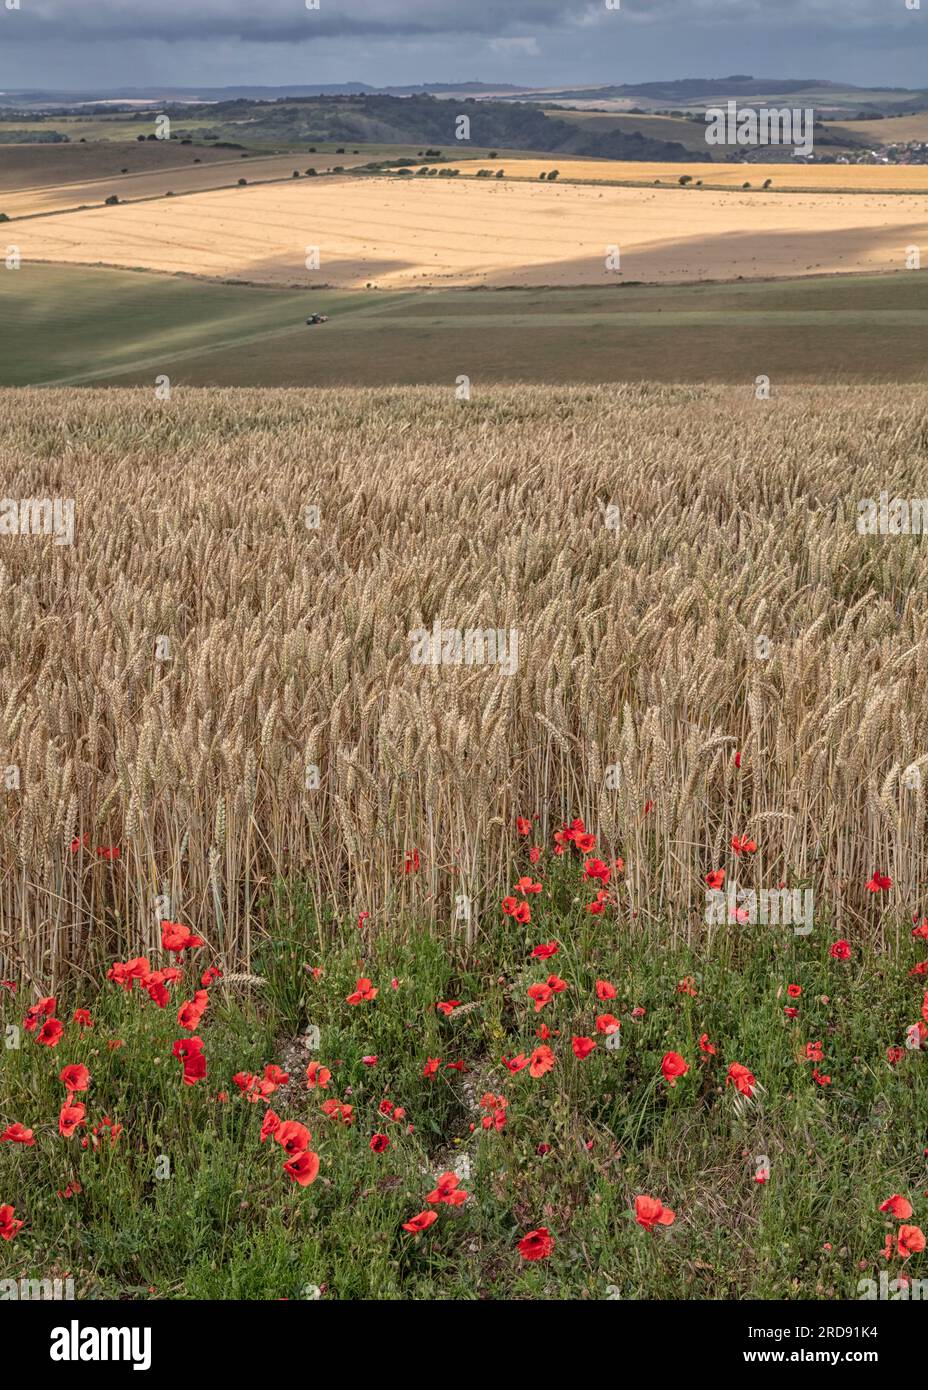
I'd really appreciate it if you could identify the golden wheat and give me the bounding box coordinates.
[1,383,926,981]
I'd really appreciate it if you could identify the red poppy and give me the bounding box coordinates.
[532,942,559,959]
[787,984,802,998]
[572,1036,596,1060]
[260,1110,281,1143]
[23,997,56,1031]
[583,858,611,885]
[426,1172,468,1206]
[731,835,757,856]
[59,1064,90,1093]
[880,1195,913,1219]
[370,1134,390,1153]
[661,1051,689,1087]
[283,1150,320,1186]
[705,869,725,890]
[173,1036,207,1085]
[829,940,852,960]
[596,1013,620,1035]
[698,1033,717,1055]
[726,1062,757,1097]
[516,817,532,836]
[177,990,209,1032]
[898,1225,926,1258]
[634,1195,676,1232]
[402,1210,438,1234]
[528,846,542,863]
[529,1045,555,1078]
[518,1227,555,1261]
[306,1061,331,1089]
[58,1101,86,1138]
[36,1018,64,1048]
[512,901,531,925]
[276,1121,312,1157]
[161,921,205,953]
[72,1008,94,1029]
[528,983,553,1012]
[595,979,617,1000]
[436,1000,461,1016]
[866,872,892,893]
[423,1057,441,1079]
[0,1124,34,1146]
[346,977,378,1005]
[0,1205,23,1241]
[502,1053,528,1072]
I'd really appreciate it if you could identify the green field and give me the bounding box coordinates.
[4,264,928,387]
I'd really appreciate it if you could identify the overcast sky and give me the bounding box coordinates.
[1,0,926,92]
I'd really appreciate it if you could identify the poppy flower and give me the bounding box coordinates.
[726,1062,757,1097]
[305,1061,332,1089]
[0,1205,23,1241]
[829,940,852,961]
[575,833,596,853]
[58,1102,86,1138]
[403,848,421,875]
[661,1051,689,1087]
[897,1225,926,1258]
[513,902,531,925]
[423,1057,441,1079]
[283,1150,320,1187]
[583,858,611,885]
[36,1018,64,1048]
[705,870,725,890]
[23,997,56,1031]
[320,1099,353,1125]
[59,1064,90,1093]
[634,1195,676,1232]
[502,1053,528,1072]
[532,942,559,959]
[515,877,542,896]
[0,1124,34,1146]
[260,1110,281,1143]
[787,984,802,998]
[595,979,617,1000]
[528,846,542,863]
[173,1036,207,1085]
[445,1060,467,1072]
[731,835,757,856]
[516,816,532,836]
[881,1195,913,1219]
[370,1134,390,1153]
[201,967,222,986]
[518,1227,555,1261]
[866,872,892,893]
[72,1008,93,1029]
[734,751,742,768]
[435,1000,461,1016]
[804,1042,824,1062]
[275,1121,311,1157]
[698,1033,717,1055]
[346,978,377,1005]
[426,1172,468,1206]
[529,1045,555,1078]
[96,845,120,860]
[402,1210,438,1234]
[887,1045,905,1066]
[177,990,209,1031]
[161,921,205,953]
[528,982,553,1012]
[596,1014,620,1035]
[571,1036,596,1060]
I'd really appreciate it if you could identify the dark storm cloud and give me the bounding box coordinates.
[3,0,907,45]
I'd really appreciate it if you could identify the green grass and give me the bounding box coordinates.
[1,850,926,1300]
[5,264,928,387]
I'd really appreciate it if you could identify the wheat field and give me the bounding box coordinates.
[1,383,927,982]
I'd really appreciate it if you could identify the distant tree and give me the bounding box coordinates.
[538,171,547,180]
[238,178,247,186]
[763,178,772,189]
[548,170,559,180]
[104,195,119,205]
[305,168,317,176]
[678,174,693,185]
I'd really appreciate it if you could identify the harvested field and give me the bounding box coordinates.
[13,175,928,287]
[443,157,928,192]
